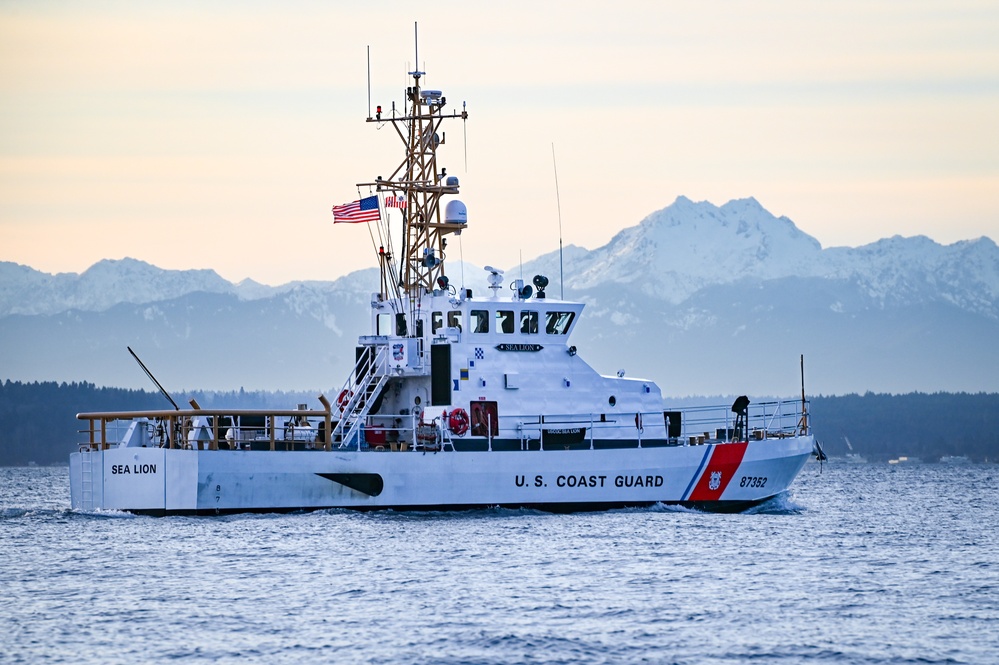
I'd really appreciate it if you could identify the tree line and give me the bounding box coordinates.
[1,380,997,465]
[810,391,999,462]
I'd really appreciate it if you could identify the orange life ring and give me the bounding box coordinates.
[448,408,470,436]
[336,389,354,412]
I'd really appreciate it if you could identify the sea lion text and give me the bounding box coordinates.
[111,464,157,475]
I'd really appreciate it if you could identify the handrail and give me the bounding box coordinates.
[77,399,333,451]
[332,345,390,447]
[77,398,809,452]
[77,408,331,419]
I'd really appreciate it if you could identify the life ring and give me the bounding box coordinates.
[336,389,354,413]
[448,408,470,436]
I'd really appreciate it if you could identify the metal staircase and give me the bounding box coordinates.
[333,346,390,449]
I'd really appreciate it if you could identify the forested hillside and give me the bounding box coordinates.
[810,392,999,461]
[1,380,997,465]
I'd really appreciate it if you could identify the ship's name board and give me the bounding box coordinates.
[495,343,543,352]
[111,464,157,475]
[515,474,664,489]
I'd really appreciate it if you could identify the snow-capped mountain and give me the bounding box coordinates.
[568,197,823,303]
[526,196,999,320]
[0,258,250,317]
[1,197,996,394]
[819,235,999,318]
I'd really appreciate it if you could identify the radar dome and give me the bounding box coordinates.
[445,200,467,225]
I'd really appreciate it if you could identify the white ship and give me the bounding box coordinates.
[69,42,815,515]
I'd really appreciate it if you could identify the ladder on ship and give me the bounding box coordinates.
[79,450,95,511]
[332,346,391,449]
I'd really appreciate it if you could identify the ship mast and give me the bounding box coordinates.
[361,30,467,300]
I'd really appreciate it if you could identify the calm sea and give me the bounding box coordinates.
[1,463,997,665]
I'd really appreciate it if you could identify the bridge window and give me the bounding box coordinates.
[545,311,575,335]
[471,310,489,334]
[447,311,462,331]
[432,311,443,334]
[520,311,538,334]
[496,310,515,334]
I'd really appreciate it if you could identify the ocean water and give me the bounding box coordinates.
[1,463,997,664]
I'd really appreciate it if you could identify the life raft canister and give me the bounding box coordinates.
[448,408,470,436]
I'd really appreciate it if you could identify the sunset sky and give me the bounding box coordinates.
[2,1,997,285]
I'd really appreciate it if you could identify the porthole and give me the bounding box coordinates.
[608,396,616,407]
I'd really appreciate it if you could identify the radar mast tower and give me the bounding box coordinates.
[360,24,468,299]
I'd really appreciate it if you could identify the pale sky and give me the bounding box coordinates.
[1,1,997,285]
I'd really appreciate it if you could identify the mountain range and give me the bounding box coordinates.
[2,196,997,396]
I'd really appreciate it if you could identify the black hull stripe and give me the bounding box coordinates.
[120,497,775,517]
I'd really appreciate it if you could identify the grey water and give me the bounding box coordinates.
[2,463,997,665]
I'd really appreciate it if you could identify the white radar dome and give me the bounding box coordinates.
[445,200,467,225]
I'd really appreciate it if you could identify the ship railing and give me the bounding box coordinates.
[499,399,809,448]
[75,398,809,453]
[507,413,662,449]
[330,398,810,452]
[77,400,335,452]
[674,399,808,443]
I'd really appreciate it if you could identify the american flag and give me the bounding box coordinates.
[332,195,380,223]
[384,195,407,209]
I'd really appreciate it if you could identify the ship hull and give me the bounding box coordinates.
[69,436,812,515]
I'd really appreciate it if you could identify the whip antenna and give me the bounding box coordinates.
[552,143,564,299]
[127,346,179,410]
[412,22,423,79]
